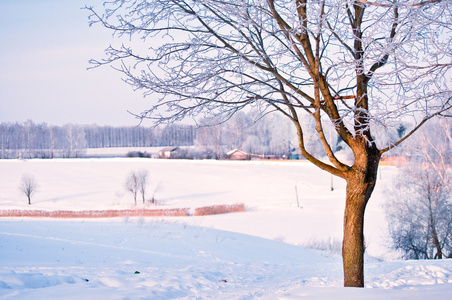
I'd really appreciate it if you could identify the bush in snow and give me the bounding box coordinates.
[385,164,452,259]
[126,151,152,158]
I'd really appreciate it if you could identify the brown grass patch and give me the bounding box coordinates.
[0,208,190,218]
[193,204,245,216]
[0,204,245,218]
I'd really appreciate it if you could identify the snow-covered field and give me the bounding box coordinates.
[1,158,452,299]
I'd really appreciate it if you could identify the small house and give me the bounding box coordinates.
[159,147,181,159]
[226,149,249,160]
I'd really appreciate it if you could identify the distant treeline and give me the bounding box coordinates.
[84,124,195,148]
[0,121,195,159]
[0,113,307,159]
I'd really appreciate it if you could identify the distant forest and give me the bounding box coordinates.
[0,112,311,159]
[0,121,194,159]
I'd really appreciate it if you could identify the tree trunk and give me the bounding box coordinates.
[431,226,443,259]
[342,142,380,287]
[342,179,368,287]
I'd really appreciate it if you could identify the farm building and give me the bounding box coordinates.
[226,149,250,160]
[159,147,181,159]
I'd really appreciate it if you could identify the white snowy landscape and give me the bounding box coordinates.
[1,158,452,299]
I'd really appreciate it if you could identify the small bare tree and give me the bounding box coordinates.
[138,169,148,204]
[126,169,149,205]
[19,174,38,205]
[125,171,139,205]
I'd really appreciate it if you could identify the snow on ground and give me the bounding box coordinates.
[1,158,452,299]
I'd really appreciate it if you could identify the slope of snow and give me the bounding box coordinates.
[0,219,336,299]
[1,158,452,299]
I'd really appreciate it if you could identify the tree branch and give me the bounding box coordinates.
[380,100,452,154]
[357,0,442,8]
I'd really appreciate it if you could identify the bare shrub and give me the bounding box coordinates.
[385,165,452,259]
[126,151,151,158]
[302,237,343,256]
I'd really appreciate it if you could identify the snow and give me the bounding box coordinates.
[1,158,452,299]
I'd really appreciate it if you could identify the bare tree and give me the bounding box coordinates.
[386,120,452,259]
[126,169,150,205]
[125,171,139,205]
[138,169,149,204]
[86,0,452,287]
[19,174,38,205]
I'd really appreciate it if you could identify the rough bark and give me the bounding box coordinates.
[342,139,380,287]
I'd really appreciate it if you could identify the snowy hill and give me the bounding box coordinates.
[1,159,452,299]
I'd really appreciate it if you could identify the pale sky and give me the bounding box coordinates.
[0,0,152,126]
